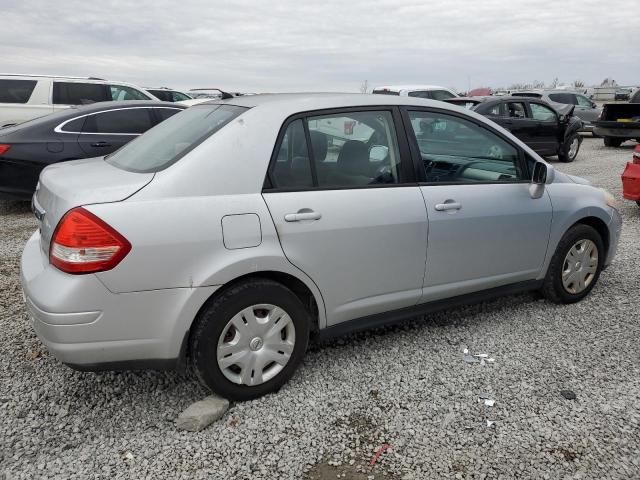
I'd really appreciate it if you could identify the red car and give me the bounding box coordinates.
[622,144,640,207]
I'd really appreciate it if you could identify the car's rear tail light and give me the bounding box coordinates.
[0,144,11,156]
[50,207,131,274]
[633,145,640,165]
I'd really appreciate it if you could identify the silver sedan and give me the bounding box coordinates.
[21,94,622,400]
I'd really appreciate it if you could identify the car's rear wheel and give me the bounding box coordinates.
[541,224,604,304]
[190,278,310,401]
[558,134,581,162]
[603,136,623,148]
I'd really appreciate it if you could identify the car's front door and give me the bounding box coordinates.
[528,102,561,156]
[77,107,154,157]
[262,109,428,326]
[404,108,553,302]
[501,101,538,148]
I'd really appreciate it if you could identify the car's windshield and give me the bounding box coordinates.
[105,104,247,173]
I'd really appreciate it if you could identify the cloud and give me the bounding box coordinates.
[0,0,636,93]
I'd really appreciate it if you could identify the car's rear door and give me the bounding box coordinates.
[403,107,552,302]
[77,107,154,157]
[262,107,428,326]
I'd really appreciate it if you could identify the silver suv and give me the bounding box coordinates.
[21,94,621,400]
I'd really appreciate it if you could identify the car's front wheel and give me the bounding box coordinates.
[558,134,581,162]
[190,278,310,401]
[541,224,604,304]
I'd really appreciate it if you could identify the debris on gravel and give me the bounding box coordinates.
[175,395,230,432]
[561,389,578,400]
[1,139,639,479]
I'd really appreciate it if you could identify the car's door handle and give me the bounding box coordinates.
[284,210,322,222]
[434,201,462,211]
[91,141,112,148]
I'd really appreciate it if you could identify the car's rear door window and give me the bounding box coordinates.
[106,104,247,173]
[430,90,456,101]
[53,82,111,105]
[83,108,154,134]
[507,102,527,118]
[0,79,37,103]
[268,110,405,190]
[154,107,183,122]
[548,92,576,105]
[407,110,523,183]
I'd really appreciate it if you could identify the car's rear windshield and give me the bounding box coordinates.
[106,104,247,173]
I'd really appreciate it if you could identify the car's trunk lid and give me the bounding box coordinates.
[34,157,153,255]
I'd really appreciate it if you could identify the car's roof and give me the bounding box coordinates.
[0,73,105,80]
[199,93,461,112]
[372,85,454,92]
[63,100,184,113]
[446,96,490,102]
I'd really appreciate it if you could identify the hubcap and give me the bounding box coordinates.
[568,138,579,158]
[562,239,598,294]
[216,304,295,386]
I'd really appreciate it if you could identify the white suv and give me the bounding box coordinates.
[0,74,159,127]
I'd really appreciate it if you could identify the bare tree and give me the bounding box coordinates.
[572,79,585,88]
[359,80,368,94]
[532,80,545,89]
[550,77,559,88]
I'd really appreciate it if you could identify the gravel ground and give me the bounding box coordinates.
[1,137,639,479]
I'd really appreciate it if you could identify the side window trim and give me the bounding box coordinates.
[399,106,531,184]
[53,107,153,135]
[263,105,418,192]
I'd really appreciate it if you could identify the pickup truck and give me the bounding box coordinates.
[593,90,640,147]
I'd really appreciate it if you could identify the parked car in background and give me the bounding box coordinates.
[145,88,192,102]
[631,88,640,104]
[593,101,640,147]
[21,94,620,401]
[0,74,159,127]
[511,90,601,135]
[615,89,632,101]
[372,85,459,100]
[0,101,184,199]
[188,88,246,99]
[446,96,583,162]
[621,145,640,207]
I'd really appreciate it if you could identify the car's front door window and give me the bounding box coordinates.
[109,85,150,101]
[407,110,523,183]
[530,103,557,122]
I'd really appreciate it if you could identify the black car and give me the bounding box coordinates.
[446,96,583,162]
[0,101,185,199]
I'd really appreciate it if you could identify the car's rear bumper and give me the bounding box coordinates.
[622,163,640,201]
[593,126,640,138]
[20,230,218,370]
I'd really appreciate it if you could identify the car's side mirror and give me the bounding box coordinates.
[369,145,389,162]
[529,162,554,198]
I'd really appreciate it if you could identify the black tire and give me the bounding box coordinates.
[558,134,581,163]
[541,224,604,304]
[636,201,640,207]
[190,278,310,401]
[603,136,623,148]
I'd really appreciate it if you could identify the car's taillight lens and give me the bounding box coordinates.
[50,207,131,274]
[634,145,640,165]
[0,144,11,156]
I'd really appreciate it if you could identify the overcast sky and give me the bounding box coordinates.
[1,0,637,93]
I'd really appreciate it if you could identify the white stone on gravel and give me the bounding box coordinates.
[175,395,229,432]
